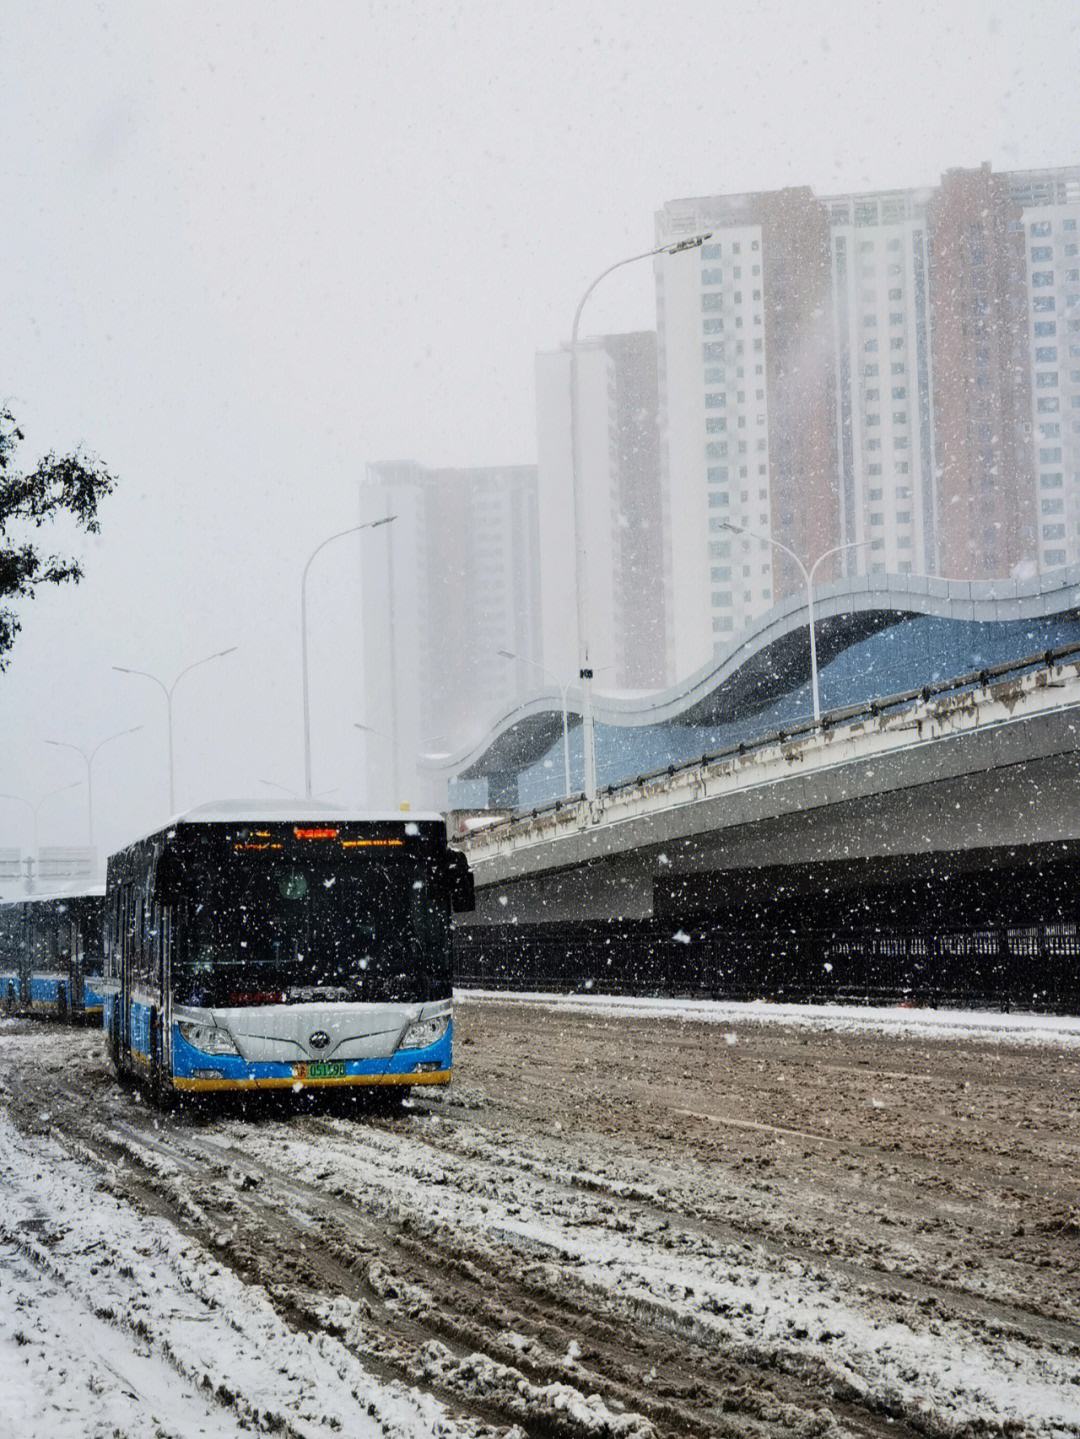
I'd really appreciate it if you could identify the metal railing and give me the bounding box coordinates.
[459,640,1080,847]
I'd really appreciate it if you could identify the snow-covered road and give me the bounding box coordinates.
[2,999,1079,1438]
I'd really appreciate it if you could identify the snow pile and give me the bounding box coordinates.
[0,1115,481,1438]
[458,990,1080,1047]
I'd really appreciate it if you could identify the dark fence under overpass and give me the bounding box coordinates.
[453,920,1080,1012]
[454,842,1080,1012]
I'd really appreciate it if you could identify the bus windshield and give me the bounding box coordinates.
[173,855,451,1006]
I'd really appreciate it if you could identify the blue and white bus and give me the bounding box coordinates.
[101,802,474,1105]
[0,888,107,1021]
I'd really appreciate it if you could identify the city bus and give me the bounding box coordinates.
[0,888,107,1021]
[101,802,474,1105]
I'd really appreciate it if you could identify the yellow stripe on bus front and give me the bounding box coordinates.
[172,1069,451,1094]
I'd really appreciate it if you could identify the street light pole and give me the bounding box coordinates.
[113,649,238,816]
[300,516,395,801]
[0,782,84,865]
[44,726,143,855]
[569,231,712,802]
[497,649,573,798]
[720,522,869,724]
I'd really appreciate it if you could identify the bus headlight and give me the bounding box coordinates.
[399,1013,450,1050]
[177,1020,240,1056]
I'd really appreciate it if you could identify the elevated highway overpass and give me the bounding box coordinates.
[456,646,1080,935]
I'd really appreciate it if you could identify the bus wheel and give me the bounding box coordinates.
[109,1007,128,1082]
[370,1085,410,1116]
[148,1009,177,1111]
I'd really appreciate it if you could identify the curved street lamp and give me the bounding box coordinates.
[113,648,238,816]
[300,516,395,799]
[0,781,84,856]
[44,726,143,854]
[569,231,713,801]
[720,521,870,724]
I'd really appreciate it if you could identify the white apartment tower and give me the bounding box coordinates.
[655,189,839,680]
[826,188,938,577]
[1006,167,1080,571]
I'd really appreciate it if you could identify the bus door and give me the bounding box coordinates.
[120,884,135,1057]
[71,912,84,1017]
[150,901,173,1084]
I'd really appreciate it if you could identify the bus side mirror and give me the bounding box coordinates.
[154,850,186,907]
[448,850,475,913]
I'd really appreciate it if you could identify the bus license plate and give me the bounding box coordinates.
[294,1061,345,1081]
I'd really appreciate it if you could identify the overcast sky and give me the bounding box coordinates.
[2,0,1079,866]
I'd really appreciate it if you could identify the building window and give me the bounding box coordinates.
[864,363,879,376]
[705,393,726,408]
[865,413,880,426]
[706,441,728,458]
[701,243,722,261]
[702,293,724,313]
[891,362,905,375]
[867,438,882,451]
[702,342,725,362]
[1042,523,1066,540]
[706,417,727,432]
[1045,549,1067,565]
[865,339,879,352]
[1035,321,1057,337]
[1031,246,1054,262]
[1040,447,1063,462]
[1037,398,1061,414]
[701,267,724,285]
[704,367,725,382]
[888,288,903,301]
[712,617,734,632]
[890,337,904,350]
[1034,297,1057,312]
[1040,473,1064,487]
[869,513,884,526]
[707,493,730,508]
[1041,498,1065,515]
[892,386,907,399]
[889,312,904,326]
[1031,221,1053,238]
[868,487,883,500]
[897,535,913,549]
[894,436,909,449]
[1037,372,1059,388]
[867,464,882,476]
[703,319,724,334]
[707,466,729,483]
[711,566,731,581]
[1036,346,1058,362]
[712,590,733,605]
[864,314,878,327]
[892,411,908,424]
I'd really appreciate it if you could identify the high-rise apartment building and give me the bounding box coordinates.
[535,331,665,690]
[359,461,540,806]
[1006,166,1080,571]
[826,187,938,577]
[655,189,838,678]
[927,166,1036,578]
[656,163,1080,677]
